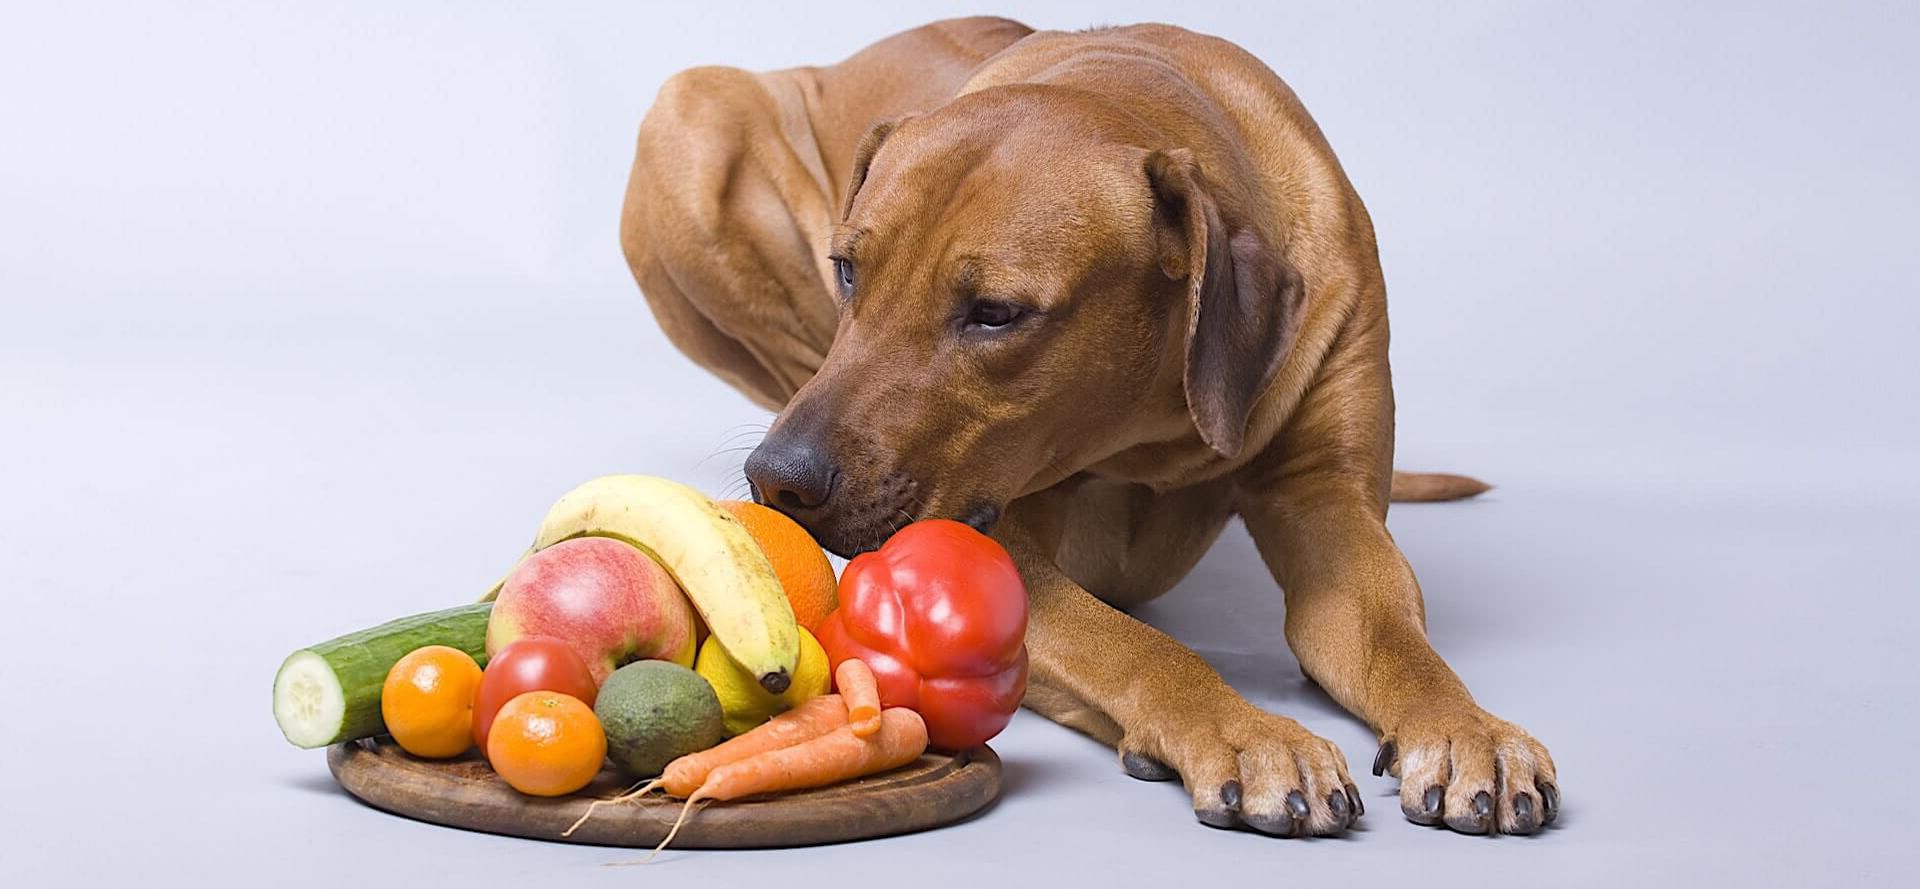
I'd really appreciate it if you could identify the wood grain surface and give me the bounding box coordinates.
[327,736,1001,848]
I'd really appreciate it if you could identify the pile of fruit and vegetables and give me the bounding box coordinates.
[272,474,1027,850]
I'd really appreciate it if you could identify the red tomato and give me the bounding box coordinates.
[472,637,599,751]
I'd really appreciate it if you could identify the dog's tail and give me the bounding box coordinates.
[1389,470,1491,502]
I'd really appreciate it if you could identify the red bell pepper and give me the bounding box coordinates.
[815,519,1028,751]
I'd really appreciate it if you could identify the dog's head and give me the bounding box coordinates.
[746,87,1305,555]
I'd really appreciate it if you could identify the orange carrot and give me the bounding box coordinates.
[658,693,849,797]
[649,708,928,855]
[561,694,852,839]
[691,707,926,801]
[835,658,883,738]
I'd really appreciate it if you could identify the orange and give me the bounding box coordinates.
[719,500,839,631]
[485,691,606,797]
[381,645,483,759]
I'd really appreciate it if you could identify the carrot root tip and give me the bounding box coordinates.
[561,778,662,838]
[644,792,708,862]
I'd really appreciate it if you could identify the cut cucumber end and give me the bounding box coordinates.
[270,602,491,750]
[274,649,348,749]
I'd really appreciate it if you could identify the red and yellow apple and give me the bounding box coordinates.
[488,536,697,684]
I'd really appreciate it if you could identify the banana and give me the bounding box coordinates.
[512,475,799,694]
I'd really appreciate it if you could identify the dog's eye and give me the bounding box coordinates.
[832,256,855,299]
[965,300,1025,330]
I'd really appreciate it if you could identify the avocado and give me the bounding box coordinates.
[595,660,725,779]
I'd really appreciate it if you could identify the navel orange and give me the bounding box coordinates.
[718,499,839,631]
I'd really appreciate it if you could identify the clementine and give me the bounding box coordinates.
[380,645,483,759]
[485,691,606,797]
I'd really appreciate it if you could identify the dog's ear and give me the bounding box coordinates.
[843,116,912,218]
[1145,148,1306,459]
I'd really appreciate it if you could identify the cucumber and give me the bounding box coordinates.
[272,602,492,749]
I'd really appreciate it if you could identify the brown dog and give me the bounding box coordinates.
[621,18,1557,836]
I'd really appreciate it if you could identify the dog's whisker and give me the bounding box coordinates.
[692,425,771,471]
[710,424,769,444]
[699,432,767,459]
[718,469,755,503]
[691,446,763,471]
[708,431,767,451]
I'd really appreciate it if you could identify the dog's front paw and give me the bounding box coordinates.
[1120,699,1361,837]
[1375,705,1558,835]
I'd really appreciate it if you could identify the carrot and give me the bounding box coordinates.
[560,693,849,838]
[648,708,929,857]
[835,658,883,738]
[659,693,850,797]
[694,707,927,800]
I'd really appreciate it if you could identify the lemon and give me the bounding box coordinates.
[695,625,831,736]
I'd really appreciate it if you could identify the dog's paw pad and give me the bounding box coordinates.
[1119,749,1178,782]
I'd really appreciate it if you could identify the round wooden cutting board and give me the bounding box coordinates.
[327,737,1001,848]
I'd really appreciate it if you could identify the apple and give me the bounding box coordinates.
[488,536,697,684]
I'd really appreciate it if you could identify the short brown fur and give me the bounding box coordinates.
[622,18,1557,836]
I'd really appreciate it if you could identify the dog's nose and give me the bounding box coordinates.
[744,437,837,512]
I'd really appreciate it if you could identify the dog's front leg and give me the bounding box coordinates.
[1240,486,1560,834]
[999,522,1363,837]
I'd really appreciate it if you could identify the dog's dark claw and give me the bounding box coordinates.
[1538,781,1560,824]
[1328,790,1350,824]
[1239,788,1313,838]
[1511,792,1538,833]
[1120,751,1177,782]
[1470,790,1494,831]
[1372,740,1396,776]
[1194,781,1243,830]
[1422,784,1445,819]
[1285,791,1311,835]
[1344,782,1364,818]
[1195,780,1241,830]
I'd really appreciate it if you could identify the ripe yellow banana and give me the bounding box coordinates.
[496,475,799,694]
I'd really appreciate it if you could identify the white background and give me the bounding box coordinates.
[2,1,1916,885]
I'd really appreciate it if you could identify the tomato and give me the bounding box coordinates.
[472,637,599,751]
[381,645,484,759]
[486,691,606,797]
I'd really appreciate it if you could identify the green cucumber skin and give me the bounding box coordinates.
[289,602,492,747]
